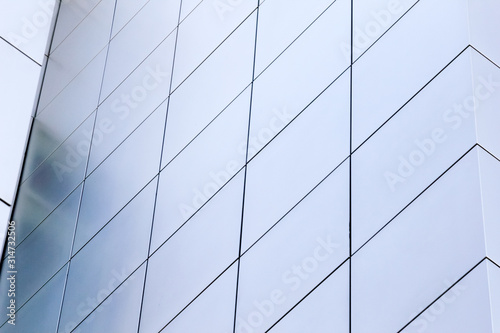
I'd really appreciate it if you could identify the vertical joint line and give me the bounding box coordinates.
[233,4,260,333]
[348,1,354,333]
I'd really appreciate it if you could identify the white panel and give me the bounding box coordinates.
[471,49,500,159]
[172,0,256,89]
[352,50,477,252]
[352,148,486,333]
[100,0,180,100]
[179,0,202,22]
[0,0,57,63]
[401,261,493,333]
[268,262,349,333]
[162,263,238,333]
[161,12,255,167]
[468,0,500,68]
[254,0,335,75]
[152,87,250,252]
[477,148,500,264]
[111,0,149,37]
[352,0,469,149]
[248,0,350,159]
[487,261,500,332]
[242,70,349,252]
[236,161,349,333]
[139,171,244,333]
[0,39,40,204]
[352,0,417,61]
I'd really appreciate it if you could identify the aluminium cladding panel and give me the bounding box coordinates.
[139,171,245,333]
[111,0,148,38]
[50,0,102,52]
[0,264,68,333]
[267,262,349,333]
[151,87,251,252]
[179,0,202,22]
[488,261,500,332]
[476,148,500,264]
[351,147,496,333]
[68,263,146,333]
[400,261,499,333]
[351,48,500,252]
[39,0,115,111]
[468,0,500,67]
[160,12,256,168]
[0,0,57,63]
[99,0,180,101]
[241,71,350,253]
[171,0,257,90]
[471,50,500,160]
[160,263,238,333]
[86,28,176,173]
[352,0,418,62]
[72,105,165,252]
[57,179,155,333]
[249,0,350,160]
[85,16,177,171]
[254,0,342,76]
[235,160,349,332]
[351,0,470,149]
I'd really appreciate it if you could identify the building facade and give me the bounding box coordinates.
[1,0,500,332]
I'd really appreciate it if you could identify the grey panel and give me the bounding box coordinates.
[73,106,165,252]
